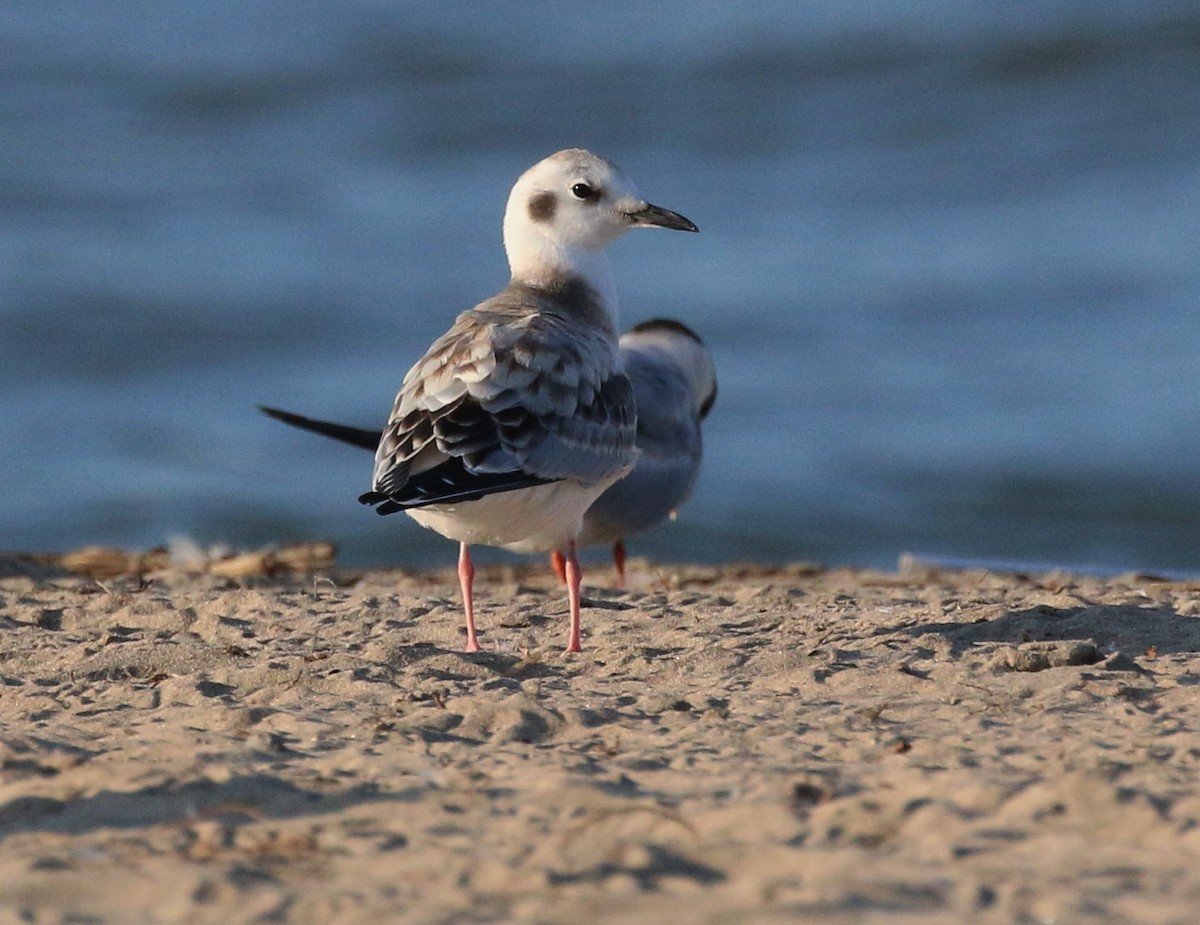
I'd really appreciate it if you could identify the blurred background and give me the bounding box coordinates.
[3,2,1199,574]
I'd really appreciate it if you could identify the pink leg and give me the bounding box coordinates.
[549,550,567,584]
[563,539,583,654]
[458,543,481,652]
[612,539,627,589]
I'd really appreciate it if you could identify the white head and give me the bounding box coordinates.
[502,149,697,293]
[622,319,718,418]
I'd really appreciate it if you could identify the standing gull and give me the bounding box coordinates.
[357,149,697,653]
[261,318,718,586]
[555,318,717,586]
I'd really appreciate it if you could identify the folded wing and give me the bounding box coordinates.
[361,287,637,516]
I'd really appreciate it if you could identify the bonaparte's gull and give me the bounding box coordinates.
[349,149,696,652]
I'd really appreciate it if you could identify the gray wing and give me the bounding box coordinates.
[362,297,637,514]
[579,347,702,542]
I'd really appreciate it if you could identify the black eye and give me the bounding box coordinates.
[571,182,595,200]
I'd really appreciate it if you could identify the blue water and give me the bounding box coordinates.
[4,2,1200,573]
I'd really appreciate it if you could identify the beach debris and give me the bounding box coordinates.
[992,640,1100,672]
[59,545,169,580]
[37,541,336,580]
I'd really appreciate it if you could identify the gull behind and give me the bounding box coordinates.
[557,318,717,586]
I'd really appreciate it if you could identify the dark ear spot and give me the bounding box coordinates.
[528,191,556,223]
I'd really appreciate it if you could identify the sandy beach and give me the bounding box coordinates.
[2,548,1200,923]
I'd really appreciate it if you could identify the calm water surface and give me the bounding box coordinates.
[3,3,1200,573]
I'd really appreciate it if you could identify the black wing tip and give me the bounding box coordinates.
[259,404,292,421]
[359,491,404,516]
[262,405,382,452]
[699,380,718,420]
[359,464,562,514]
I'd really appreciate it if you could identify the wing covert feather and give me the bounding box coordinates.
[363,282,637,514]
